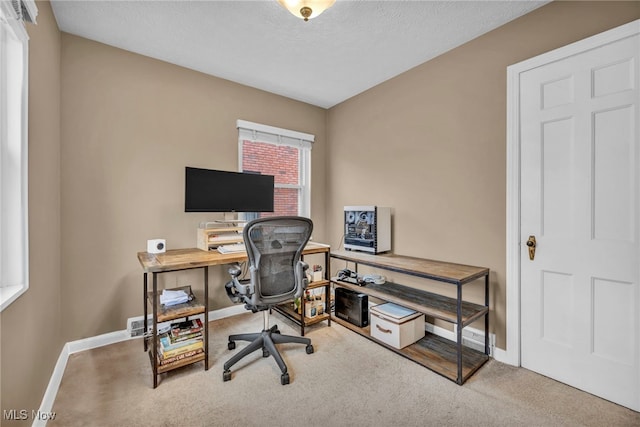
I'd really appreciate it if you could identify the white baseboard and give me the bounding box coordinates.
[492,346,511,364]
[32,343,70,427]
[67,330,132,354]
[429,323,496,357]
[429,322,512,364]
[36,305,246,426]
[208,304,246,320]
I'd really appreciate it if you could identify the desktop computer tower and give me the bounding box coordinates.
[344,206,391,254]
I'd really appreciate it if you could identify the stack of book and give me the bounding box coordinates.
[157,318,204,366]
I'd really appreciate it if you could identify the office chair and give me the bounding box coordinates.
[223,216,314,385]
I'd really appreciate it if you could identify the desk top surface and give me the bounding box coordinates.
[138,242,330,273]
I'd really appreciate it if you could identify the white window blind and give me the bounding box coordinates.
[237,120,314,150]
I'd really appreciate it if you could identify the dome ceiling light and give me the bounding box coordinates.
[277,0,336,21]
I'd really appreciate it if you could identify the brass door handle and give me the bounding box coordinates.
[526,236,536,260]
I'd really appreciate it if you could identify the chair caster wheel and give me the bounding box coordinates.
[306,344,314,354]
[228,341,236,350]
[263,349,270,358]
[223,370,232,382]
[281,373,290,385]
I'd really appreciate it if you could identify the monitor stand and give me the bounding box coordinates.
[214,212,246,227]
[223,212,238,222]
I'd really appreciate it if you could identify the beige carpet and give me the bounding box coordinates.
[51,313,640,426]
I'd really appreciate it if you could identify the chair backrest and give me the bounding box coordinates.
[243,216,313,309]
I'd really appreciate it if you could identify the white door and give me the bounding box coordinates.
[519,25,640,410]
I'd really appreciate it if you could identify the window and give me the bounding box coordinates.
[0,0,36,311]
[237,120,313,219]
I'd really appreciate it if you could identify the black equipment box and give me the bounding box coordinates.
[335,287,368,328]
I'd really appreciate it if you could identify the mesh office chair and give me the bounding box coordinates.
[223,216,314,385]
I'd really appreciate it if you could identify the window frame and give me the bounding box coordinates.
[0,0,32,312]
[237,120,313,218]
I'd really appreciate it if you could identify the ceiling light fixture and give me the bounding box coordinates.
[277,0,336,21]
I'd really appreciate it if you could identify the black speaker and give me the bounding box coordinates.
[335,287,368,327]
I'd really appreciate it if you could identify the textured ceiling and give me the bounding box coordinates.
[50,0,549,108]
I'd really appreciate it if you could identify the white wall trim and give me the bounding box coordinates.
[427,322,509,363]
[36,305,247,426]
[208,304,246,320]
[66,331,131,354]
[505,57,522,367]
[505,19,640,368]
[492,347,509,364]
[432,323,496,357]
[32,344,69,427]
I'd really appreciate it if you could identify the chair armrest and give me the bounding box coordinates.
[228,265,242,278]
[225,264,254,304]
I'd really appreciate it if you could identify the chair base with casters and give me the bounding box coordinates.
[223,310,314,385]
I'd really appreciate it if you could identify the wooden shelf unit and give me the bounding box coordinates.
[140,268,210,389]
[274,280,331,330]
[330,250,490,385]
[271,243,331,336]
[145,288,207,375]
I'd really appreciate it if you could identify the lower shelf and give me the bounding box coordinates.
[273,303,330,327]
[148,348,205,374]
[332,315,488,384]
[147,285,205,323]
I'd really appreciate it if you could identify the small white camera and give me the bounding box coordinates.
[147,239,166,254]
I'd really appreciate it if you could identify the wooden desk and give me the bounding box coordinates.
[137,242,331,272]
[137,242,331,387]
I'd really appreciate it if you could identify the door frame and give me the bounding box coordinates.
[505,19,640,367]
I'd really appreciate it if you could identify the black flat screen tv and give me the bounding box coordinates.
[185,167,274,212]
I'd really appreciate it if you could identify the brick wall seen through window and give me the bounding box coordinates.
[242,140,299,217]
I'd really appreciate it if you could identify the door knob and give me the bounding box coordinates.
[526,235,536,260]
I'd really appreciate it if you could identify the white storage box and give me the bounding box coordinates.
[370,303,425,349]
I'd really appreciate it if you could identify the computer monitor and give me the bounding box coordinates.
[184,167,274,213]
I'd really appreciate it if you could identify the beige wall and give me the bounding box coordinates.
[59,34,328,341]
[1,0,62,421]
[326,1,640,349]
